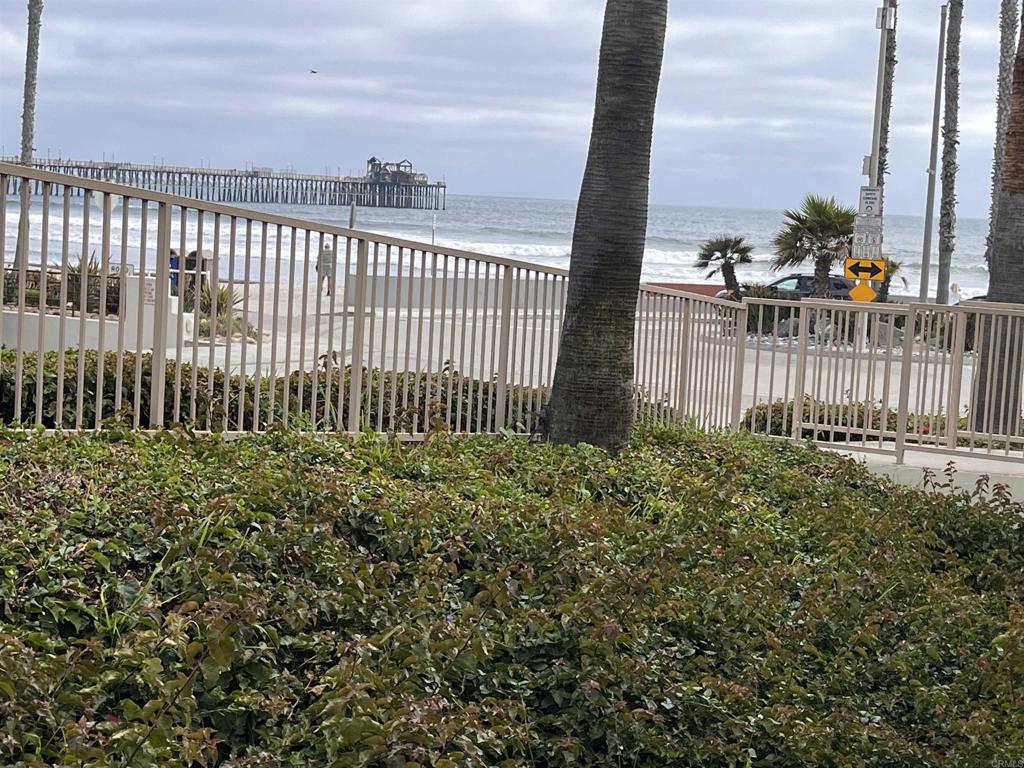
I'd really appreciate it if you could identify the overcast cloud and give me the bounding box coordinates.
[0,0,1007,215]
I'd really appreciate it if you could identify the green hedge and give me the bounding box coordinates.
[0,427,1021,765]
[3,270,121,316]
[0,349,543,433]
[743,398,1023,449]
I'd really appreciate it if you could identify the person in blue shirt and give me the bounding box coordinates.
[169,249,180,296]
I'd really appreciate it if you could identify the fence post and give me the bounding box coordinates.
[675,298,692,421]
[494,267,515,431]
[791,305,812,440]
[347,238,369,432]
[730,303,748,431]
[149,201,172,427]
[945,308,967,448]
[894,305,917,464]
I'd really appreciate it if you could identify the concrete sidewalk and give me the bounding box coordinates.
[833,447,1024,498]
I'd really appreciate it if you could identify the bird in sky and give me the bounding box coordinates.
[310,69,319,74]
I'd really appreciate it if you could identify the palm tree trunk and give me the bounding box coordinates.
[14,0,43,273]
[20,0,43,164]
[936,0,963,305]
[722,262,741,300]
[877,0,898,214]
[879,275,892,304]
[813,257,831,299]
[544,0,668,449]
[985,0,1020,265]
[974,22,1024,435]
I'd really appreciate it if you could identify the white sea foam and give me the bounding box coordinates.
[3,195,995,297]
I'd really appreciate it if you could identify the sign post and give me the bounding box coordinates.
[848,2,895,304]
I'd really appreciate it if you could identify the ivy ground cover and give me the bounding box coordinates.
[0,427,1022,766]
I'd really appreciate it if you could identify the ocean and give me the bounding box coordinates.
[4,193,992,298]
[269,194,993,299]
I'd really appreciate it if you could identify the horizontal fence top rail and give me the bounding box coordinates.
[640,283,744,308]
[744,295,912,314]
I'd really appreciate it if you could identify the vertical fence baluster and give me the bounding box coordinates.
[151,201,172,427]
[348,239,369,433]
[495,268,514,432]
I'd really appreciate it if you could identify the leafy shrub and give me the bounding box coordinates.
[0,348,544,433]
[743,398,1023,449]
[742,283,792,335]
[181,284,258,340]
[0,427,1020,765]
[3,268,121,316]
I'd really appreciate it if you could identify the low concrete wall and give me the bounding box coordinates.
[2,275,180,353]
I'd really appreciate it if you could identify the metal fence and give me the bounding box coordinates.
[0,163,745,437]
[2,162,1021,464]
[741,296,1024,464]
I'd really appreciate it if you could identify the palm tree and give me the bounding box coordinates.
[695,236,753,300]
[14,0,43,273]
[877,0,898,214]
[975,21,1024,434]
[936,0,963,305]
[20,0,43,165]
[985,0,1020,265]
[543,0,668,450]
[877,257,907,303]
[771,195,855,298]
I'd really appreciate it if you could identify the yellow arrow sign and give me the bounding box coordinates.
[844,257,886,281]
[849,281,877,303]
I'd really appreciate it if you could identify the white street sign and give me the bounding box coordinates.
[859,186,882,216]
[854,216,883,234]
[853,244,883,260]
[854,232,883,247]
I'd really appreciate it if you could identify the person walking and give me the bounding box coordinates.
[316,241,336,296]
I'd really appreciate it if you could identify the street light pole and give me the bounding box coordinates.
[868,0,894,187]
[919,4,948,303]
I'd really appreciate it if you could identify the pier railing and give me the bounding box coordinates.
[3,157,447,209]
[2,162,1021,465]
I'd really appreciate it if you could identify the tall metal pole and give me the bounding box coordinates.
[919,4,948,303]
[868,0,893,187]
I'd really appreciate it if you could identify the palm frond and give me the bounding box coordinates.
[696,235,755,269]
[772,194,855,271]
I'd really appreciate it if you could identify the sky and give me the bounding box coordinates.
[0,0,1009,217]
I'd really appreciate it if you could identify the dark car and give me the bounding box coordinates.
[716,274,855,301]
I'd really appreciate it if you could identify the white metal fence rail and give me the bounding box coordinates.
[2,162,1022,464]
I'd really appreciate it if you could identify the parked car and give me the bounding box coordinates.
[715,274,856,301]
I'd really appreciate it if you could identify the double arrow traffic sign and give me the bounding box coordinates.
[844,257,886,281]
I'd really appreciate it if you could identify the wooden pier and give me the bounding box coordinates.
[2,156,446,210]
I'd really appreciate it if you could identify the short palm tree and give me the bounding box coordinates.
[772,194,856,298]
[877,257,908,303]
[695,235,753,300]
